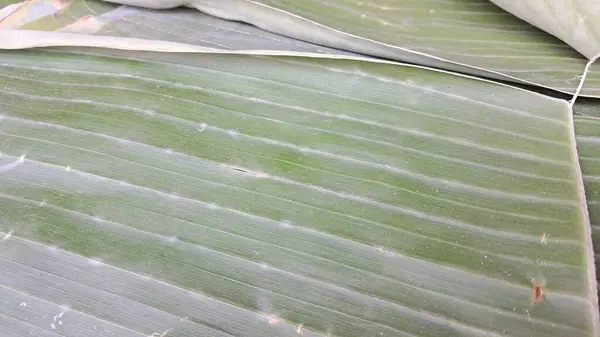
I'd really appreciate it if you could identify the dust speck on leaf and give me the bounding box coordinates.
[197,122,207,132]
[261,312,282,325]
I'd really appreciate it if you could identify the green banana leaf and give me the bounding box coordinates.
[0,0,355,55]
[102,0,600,97]
[575,99,600,119]
[1,1,600,337]
[576,117,600,224]
[574,112,600,306]
[3,0,600,96]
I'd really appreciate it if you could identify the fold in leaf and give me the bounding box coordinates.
[0,29,224,50]
[0,0,355,54]
[3,0,600,96]
[0,41,597,336]
[84,0,599,97]
[490,0,600,60]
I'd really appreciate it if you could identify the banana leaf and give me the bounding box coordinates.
[574,112,600,306]
[1,1,599,337]
[0,0,354,55]
[3,0,600,96]
[490,0,600,60]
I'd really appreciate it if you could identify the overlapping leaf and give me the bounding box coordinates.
[92,0,600,97]
[490,0,600,60]
[0,0,354,54]
[3,0,600,96]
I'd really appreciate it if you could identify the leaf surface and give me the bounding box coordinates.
[490,0,600,60]
[3,0,600,96]
[0,0,355,54]
[0,45,597,336]
[101,0,600,96]
[575,112,600,304]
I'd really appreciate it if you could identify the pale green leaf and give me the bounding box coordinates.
[575,99,600,118]
[490,0,600,60]
[3,0,600,96]
[99,0,600,97]
[0,45,597,336]
[0,0,353,54]
[574,114,600,306]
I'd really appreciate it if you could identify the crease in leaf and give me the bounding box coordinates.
[485,1,600,108]
[1,0,358,55]
[4,0,600,96]
[90,0,599,97]
[0,29,224,50]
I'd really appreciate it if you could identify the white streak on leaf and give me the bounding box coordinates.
[0,155,25,173]
[58,15,106,35]
[1,231,13,242]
